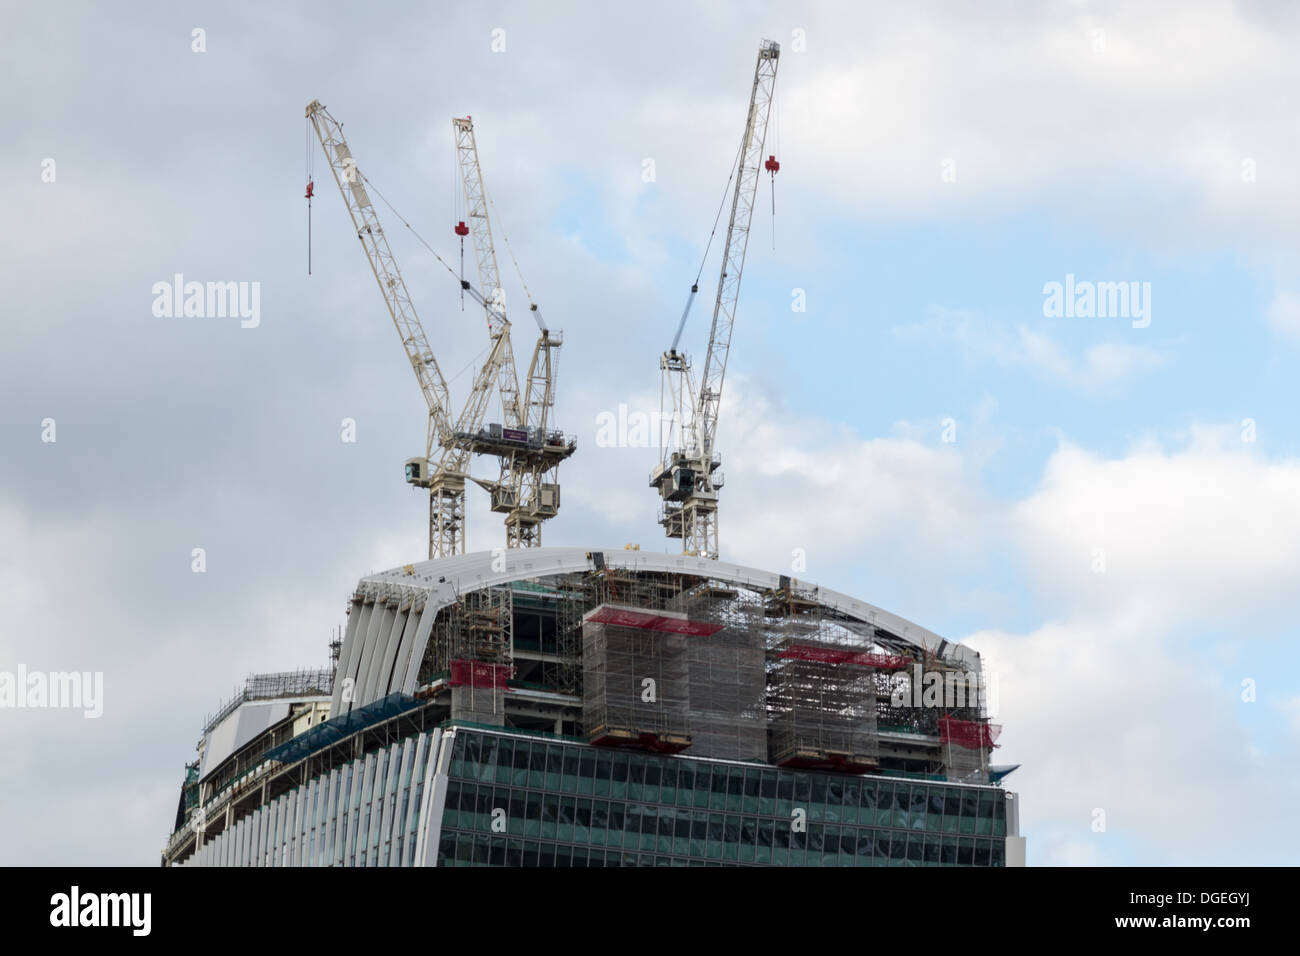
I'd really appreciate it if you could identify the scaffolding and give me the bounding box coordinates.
[581,603,691,752]
[549,576,589,695]
[400,567,989,777]
[203,668,334,736]
[764,586,881,772]
[421,585,515,724]
[876,653,984,737]
[675,584,767,761]
[940,716,1001,784]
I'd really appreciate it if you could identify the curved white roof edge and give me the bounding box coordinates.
[331,546,976,716]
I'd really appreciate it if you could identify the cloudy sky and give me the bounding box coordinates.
[3,0,1298,866]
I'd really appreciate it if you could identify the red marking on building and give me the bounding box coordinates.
[585,605,723,637]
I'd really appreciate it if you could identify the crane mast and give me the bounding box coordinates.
[651,39,779,560]
[452,116,576,549]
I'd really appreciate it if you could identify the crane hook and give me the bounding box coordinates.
[305,179,314,275]
[764,155,779,249]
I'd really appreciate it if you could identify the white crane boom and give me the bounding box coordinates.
[305,100,453,442]
[453,116,523,429]
[308,99,495,559]
[651,40,780,560]
[697,40,780,465]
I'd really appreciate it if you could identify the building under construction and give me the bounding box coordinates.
[163,40,1024,869]
[163,548,1022,867]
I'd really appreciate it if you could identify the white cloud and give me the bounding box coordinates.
[893,310,1170,392]
[1012,436,1300,619]
[1266,292,1300,342]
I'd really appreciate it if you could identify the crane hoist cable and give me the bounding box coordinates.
[455,218,469,309]
[358,169,508,329]
[764,154,779,249]
[765,80,781,249]
[453,131,469,310]
[305,117,315,275]
[670,135,747,355]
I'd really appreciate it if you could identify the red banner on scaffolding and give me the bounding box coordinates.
[585,605,724,636]
[448,659,514,689]
[777,644,910,670]
[939,715,1001,749]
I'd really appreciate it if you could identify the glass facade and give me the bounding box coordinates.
[436,728,1008,867]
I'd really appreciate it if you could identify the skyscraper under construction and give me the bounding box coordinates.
[163,548,1022,867]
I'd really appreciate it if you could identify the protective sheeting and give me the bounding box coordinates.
[201,701,292,781]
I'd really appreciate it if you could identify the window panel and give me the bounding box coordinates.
[628,759,646,802]
[479,737,499,783]
[811,777,829,820]
[591,800,609,846]
[838,828,856,866]
[893,785,911,828]
[611,754,629,799]
[455,831,473,865]
[960,792,978,834]
[512,739,530,786]
[924,833,941,865]
[941,835,958,866]
[957,838,974,866]
[508,790,526,836]
[524,791,542,837]
[562,749,580,793]
[644,759,662,803]
[676,764,695,806]
[545,746,562,790]
[855,828,873,865]
[842,780,859,824]
[528,744,545,789]
[910,788,928,830]
[927,790,945,831]
[823,825,840,858]
[540,793,559,840]
[495,740,514,784]
[709,768,729,811]
[759,771,777,815]
[976,792,995,835]
[906,833,923,866]
[659,762,676,805]
[557,795,576,842]
[640,806,658,851]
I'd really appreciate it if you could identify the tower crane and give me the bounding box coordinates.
[451,116,575,549]
[650,39,780,560]
[305,99,519,559]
